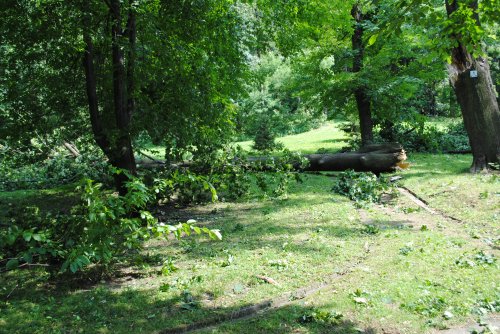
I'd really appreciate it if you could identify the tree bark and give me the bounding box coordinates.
[82,4,113,160]
[110,0,137,193]
[351,3,374,146]
[445,0,500,172]
[82,1,137,194]
[125,8,136,122]
[243,143,406,173]
[302,143,406,174]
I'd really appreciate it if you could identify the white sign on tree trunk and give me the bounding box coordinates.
[470,70,478,78]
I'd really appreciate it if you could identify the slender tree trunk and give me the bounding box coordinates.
[82,1,137,194]
[423,81,437,116]
[110,0,137,193]
[351,3,373,146]
[445,0,500,172]
[126,9,136,122]
[82,4,113,160]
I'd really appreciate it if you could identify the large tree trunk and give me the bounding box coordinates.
[446,0,500,172]
[82,1,137,194]
[448,58,500,171]
[351,4,374,146]
[110,0,137,194]
[82,4,113,161]
[244,143,406,173]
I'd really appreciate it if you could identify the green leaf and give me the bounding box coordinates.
[182,223,191,236]
[23,252,33,263]
[61,260,70,272]
[367,34,378,46]
[6,259,19,270]
[70,262,78,273]
[209,229,222,240]
[22,230,33,242]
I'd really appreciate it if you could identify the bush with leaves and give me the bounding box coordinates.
[0,148,110,191]
[340,119,470,153]
[152,146,308,203]
[153,169,219,205]
[1,176,221,273]
[150,146,249,204]
[252,121,283,152]
[332,170,394,205]
[250,149,309,198]
[376,121,470,153]
[237,51,324,142]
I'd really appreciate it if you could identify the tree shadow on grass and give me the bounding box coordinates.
[146,175,370,257]
[0,172,401,334]
[318,138,348,144]
[198,304,380,334]
[0,275,386,334]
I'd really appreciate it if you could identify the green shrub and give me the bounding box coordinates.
[376,122,470,153]
[252,122,283,152]
[0,150,109,191]
[339,120,470,153]
[152,146,307,203]
[332,170,393,204]
[1,176,221,274]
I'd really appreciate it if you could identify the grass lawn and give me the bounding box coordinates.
[235,121,349,154]
[1,121,498,334]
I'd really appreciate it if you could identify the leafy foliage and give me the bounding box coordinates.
[237,52,325,142]
[332,170,393,205]
[252,122,283,152]
[401,296,449,317]
[298,309,344,325]
[151,146,308,203]
[1,176,221,273]
[377,121,470,153]
[0,148,109,191]
[340,119,470,153]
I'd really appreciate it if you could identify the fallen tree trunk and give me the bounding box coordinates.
[303,142,406,174]
[138,143,407,174]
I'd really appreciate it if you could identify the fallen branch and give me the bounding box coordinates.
[255,275,280,286]
[63,142,80,158]
[137,150,165,164]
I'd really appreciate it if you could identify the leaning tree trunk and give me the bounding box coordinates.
[446,0,500,172]
[351,3,374,146]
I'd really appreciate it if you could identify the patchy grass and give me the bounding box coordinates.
[401,153,500,238]
[0,184,79,219]
[1,120,499,334]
